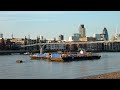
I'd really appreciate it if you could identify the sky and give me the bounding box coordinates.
[0,11,120,40]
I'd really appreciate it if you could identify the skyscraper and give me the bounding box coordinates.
[79,24,86,37]
[11,33,14,39]
[40,35,43,41]
[58,34,64,40]
[73,33,81,41]
[103,27,109,40]
[24,36,27,45]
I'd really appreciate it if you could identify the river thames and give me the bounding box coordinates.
[0,52,120,79]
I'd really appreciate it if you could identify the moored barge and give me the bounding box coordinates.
[30,50,101,62]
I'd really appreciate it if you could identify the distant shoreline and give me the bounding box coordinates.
[0,50,38,55]
[0,50,120,55]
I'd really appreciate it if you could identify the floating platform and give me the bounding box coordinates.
[29,52,101,62]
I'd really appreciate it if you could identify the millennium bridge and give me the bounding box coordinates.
[20,40,120,53]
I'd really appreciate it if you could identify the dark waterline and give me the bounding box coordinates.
[0,52,120,79]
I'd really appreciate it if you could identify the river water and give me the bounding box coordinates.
[0,52,120,79]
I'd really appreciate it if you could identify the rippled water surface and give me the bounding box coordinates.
[0,52,120,79]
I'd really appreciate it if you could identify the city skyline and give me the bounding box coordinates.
[0,11,120,40]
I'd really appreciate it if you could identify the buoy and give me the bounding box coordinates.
[16,60,23,63]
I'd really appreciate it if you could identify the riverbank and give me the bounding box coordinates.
[0,50,39,55]
[79,71,120,79]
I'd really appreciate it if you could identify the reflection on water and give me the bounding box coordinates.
[0,52,120,79]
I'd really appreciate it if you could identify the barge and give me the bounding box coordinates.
[30,50,101,62]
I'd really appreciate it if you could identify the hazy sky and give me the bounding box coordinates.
[0,11,119,40]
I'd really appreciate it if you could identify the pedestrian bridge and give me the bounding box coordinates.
[20,41,107,47]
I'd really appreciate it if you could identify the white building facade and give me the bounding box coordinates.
[45,44,66,51]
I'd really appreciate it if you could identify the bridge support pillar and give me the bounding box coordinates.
[39,45,44,54]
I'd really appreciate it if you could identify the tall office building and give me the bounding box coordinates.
[40,35,43,41]
[73,33,81,41]
[0,33,3,38]
[103,27,109,40]
[79,24,86,37]
[28,35,30,39]
[58,34,64,40]
[93,34,102,41]
[12,34,13,39]
[24,36,27,45]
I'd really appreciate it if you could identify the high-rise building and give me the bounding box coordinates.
[93,34,102,41]
[24,36,27,45]
[36,36,40,43]
[28,35,30,39]
[40,35,43,41]
[73,33,81,41]
[12,34,13,39]
[79,24,86,37]
[103,27,109,40]
[68,36,74,41]
[58,34,64,40]
[0,33,3,38]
